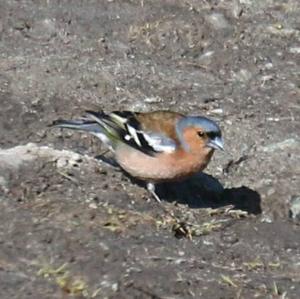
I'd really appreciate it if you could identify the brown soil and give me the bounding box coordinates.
[0,1,299,298]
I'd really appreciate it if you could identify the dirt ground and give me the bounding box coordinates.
[0,1,299,298]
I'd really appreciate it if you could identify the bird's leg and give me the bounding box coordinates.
[146,182,161,203]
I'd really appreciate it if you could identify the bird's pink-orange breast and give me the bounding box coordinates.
[115,144,214,182]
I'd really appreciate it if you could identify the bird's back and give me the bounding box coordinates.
[135,111,183,142]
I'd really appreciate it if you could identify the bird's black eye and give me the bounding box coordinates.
[197,131,205,137]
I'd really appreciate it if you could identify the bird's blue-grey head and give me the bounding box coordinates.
[176,116,224,152]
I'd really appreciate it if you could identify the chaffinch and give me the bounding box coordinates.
[51,110,224,202]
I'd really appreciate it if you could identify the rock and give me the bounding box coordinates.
[0,143,87,170]
[0,143,37,168]
[28,18,57,41]
[261,139,300,153]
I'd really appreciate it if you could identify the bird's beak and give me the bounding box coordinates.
[207,136,224,151]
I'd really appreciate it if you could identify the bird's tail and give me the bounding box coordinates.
[50,111,126,150]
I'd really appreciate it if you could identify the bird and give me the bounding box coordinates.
[51,110,224,202]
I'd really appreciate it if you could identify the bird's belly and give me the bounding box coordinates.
[115,146,213,182]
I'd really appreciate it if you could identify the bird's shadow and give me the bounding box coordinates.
[155,174,262,215]
[96,155,262,215]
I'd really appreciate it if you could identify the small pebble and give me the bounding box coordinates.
[289,47,300,54]
[210,108,223,115]
[206,13,231,30]
[289,196,300,221]
[89,202,98,209]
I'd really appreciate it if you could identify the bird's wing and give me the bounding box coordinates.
[106,110,184,155]
[52,110,183,156]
